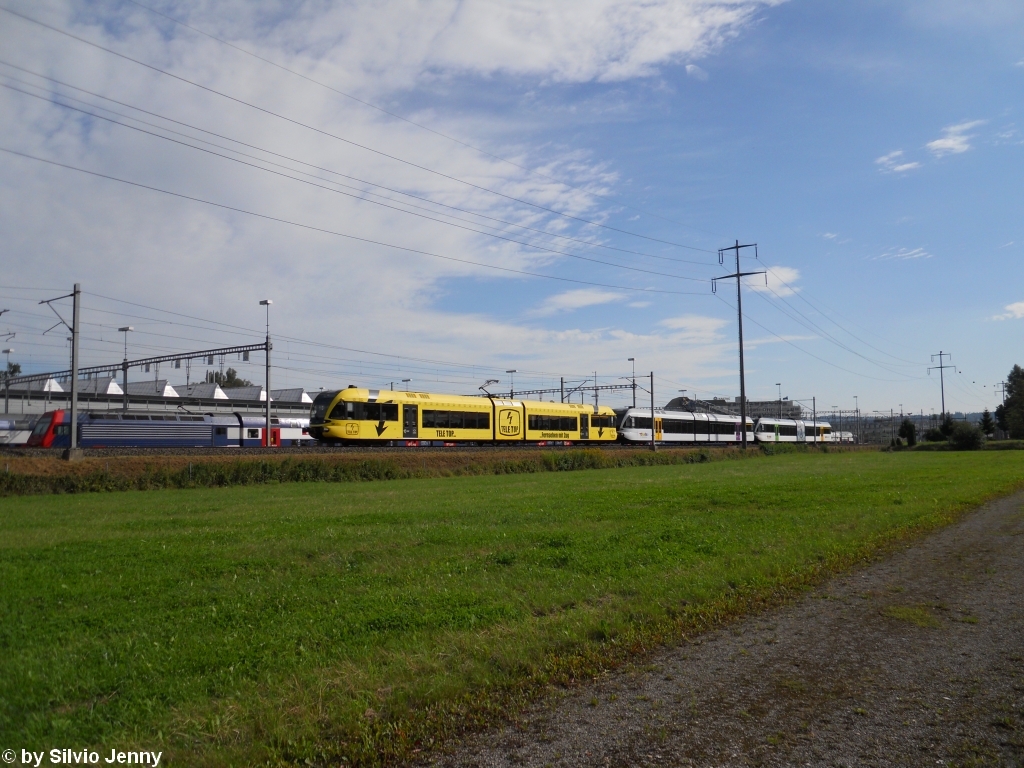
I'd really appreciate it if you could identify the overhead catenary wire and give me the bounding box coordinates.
[0,5,716,253]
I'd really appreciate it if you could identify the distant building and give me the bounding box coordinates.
[735,397,803,420]
[125,379,179,398]
[270,388,313,404]
[177,382,228,400]
[664,395,803,419]
[72,377,124,396]
[221,385,269,401]
[6,377,64,393]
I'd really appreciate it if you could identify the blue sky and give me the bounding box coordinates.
[1,0,1021,416]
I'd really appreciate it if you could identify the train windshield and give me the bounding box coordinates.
[31,414,53,436]
[310,391,340,422]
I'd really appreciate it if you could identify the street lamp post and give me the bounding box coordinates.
[402,378,411,391]
[259,300,272,447]
[118,326,133,411]
[506,369,517,399]
[628,358,636,408]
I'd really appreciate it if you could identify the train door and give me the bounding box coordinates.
[655,417,663,441]
[263,428,281,447]
[580,413,589,440]
[796,421,806,442]
[403,404,418,438]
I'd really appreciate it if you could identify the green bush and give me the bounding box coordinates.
[923,427,944,442]
[898,418,917,446]
[949,421,984,450]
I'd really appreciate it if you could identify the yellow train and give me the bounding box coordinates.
[308,386,617,445]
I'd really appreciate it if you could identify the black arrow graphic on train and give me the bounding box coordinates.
[598,427,604,438]
[375,420,386,436]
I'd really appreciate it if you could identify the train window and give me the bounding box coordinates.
[693,421,709,435]
[247,429,260,438]
[329,402,400,421]
[630,416,652,430]
[32,416,53,436]
[54,425,71,436]
[591,415,615,429]
[311,391,340,421]
[528,415,578,431]
[662,419,689,434]
[215,427,227,435]
[424,410,489,429]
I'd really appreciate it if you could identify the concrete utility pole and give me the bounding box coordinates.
[812,396,816,444]
[929,351,953,418]
[714,241,765,450]
[776,382,782,418]
[995,381,1007,404]
[506,370,517,399]
[260,299,273,447]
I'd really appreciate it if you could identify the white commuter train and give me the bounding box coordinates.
[615,408,833,445]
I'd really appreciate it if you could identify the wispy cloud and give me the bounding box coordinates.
[685,64,709,81]
[926,120,986,157]
[991,301,1024,321]
[748,266,801,296]
[823,232,837,240]
[658,314,727,343]
[529,288,624,316]
[870,247,932,261]
[875,150,921,173]
[745,334,817,350]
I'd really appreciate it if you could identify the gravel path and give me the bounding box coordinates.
[432,492,1024,767]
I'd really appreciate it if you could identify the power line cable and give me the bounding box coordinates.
[0,63,715,268]
[0,147,712,300]
[714,294,915,383]
[750,287,925,380]
[123,0,717,237]
[2,81,711,283]
[752,259,928,366]
[0,5,715,253]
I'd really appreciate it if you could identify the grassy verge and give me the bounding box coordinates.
[2,451,1022,766]
[0,446,749,496]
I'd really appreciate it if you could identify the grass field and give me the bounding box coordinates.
[2,450,1023,766]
